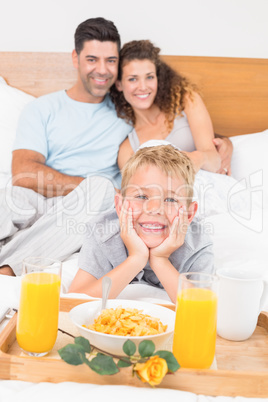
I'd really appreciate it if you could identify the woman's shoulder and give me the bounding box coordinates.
[120,135,132,149]
[183,91,203,108]
[118,137,135,169]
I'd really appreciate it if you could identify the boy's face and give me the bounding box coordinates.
[116,165,197,249]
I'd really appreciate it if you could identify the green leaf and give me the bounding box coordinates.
[154,350,180,372]
[74,336,91,353]
[123,340,136,356]
[58,344,85,366]
[87,353,119,375]
[138,340,155,358]
[117,359,132,368]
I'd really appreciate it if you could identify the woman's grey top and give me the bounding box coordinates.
[128,112,196,152]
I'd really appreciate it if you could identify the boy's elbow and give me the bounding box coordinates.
[68,282,78,294]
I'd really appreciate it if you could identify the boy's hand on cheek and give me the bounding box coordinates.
[119,201,149,265]
[149,207,189,261]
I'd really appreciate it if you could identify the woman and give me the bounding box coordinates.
[110,40,230,174]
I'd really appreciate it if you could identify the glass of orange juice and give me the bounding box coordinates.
[172,272,218,369]
[16,257,62,357]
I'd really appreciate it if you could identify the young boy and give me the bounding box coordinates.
[69,145,214,303]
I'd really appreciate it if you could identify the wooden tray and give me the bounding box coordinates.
[0,298,267,398]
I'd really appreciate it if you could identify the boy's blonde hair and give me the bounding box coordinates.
[121,145,195,205]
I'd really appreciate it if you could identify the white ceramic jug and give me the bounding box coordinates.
[217,267,268,341]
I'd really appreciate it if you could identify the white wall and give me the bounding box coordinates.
[0,0,267,58]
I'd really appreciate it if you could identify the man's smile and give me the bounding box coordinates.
[91,77,110,85]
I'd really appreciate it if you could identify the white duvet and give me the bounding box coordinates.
[0,132,268,401]
[1,381,267,402]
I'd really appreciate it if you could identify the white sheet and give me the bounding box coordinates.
[1,207,267,401]
[0,381,266,402]
[1,135,268,401]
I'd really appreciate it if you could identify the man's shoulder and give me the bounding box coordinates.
[105,94,114,108]
[105,95,132,128]
[22,90,65,112]
[34,90,65,105]
[106,94,120,111]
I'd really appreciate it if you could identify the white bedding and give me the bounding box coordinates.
[0,197,267,401]
[0,381,267,402]
[0,82,268,401]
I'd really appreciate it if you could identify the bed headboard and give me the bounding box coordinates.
[1,52,267,136]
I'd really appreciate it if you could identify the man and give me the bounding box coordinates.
[0,17,232,276]
[0,17,130,276]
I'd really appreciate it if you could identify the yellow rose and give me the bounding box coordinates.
[134,356,168,386]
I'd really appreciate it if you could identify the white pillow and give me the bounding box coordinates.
[230,130,268,202]
[0,77,35,173]
[230,130,268,181]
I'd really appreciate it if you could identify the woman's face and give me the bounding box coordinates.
[116,59,158,111]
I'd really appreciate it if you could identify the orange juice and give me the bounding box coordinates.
[16,272,61,354]
[173,287,217,368]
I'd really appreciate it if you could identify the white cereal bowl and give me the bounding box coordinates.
[69,299,175,356]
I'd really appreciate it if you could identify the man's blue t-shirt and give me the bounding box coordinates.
[13,91,131,188]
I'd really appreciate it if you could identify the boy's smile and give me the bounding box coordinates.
[139,222,167,232]
[121,165,188,248]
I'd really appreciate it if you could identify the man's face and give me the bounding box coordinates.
[73,40,119,102]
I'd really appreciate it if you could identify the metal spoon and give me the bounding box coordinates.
[101,276,112,312]
[88,277,112,325]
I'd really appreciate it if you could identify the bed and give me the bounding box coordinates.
[0,52,268,401]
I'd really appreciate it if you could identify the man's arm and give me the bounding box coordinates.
[12,149,84,197]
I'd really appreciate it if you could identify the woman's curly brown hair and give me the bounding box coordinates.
[109,40,198,131]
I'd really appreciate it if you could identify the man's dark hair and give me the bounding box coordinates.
[74,17,121,55]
